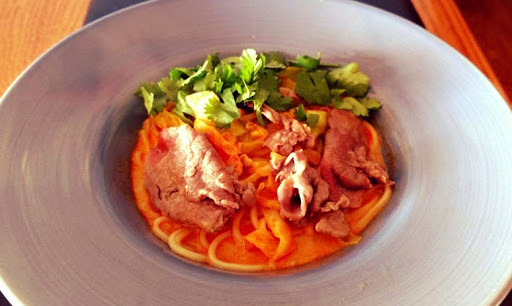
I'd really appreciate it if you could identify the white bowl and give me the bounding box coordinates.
[1,0,512,304]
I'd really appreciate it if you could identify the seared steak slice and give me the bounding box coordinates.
[319,109,390,208]
[315,210,350,238]
[262,106,314,156]
[144,124,253,232]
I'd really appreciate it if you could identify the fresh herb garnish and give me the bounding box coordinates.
[136,49,383,126]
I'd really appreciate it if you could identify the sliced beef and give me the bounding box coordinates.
[315,210,350,238]
[144,124,254,232]
[319,109,391,208]
[272,150,329,221]
[262,106,314,156]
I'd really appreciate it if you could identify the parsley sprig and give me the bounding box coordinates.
[135,49,382,128]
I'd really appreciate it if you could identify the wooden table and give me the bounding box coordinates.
[1,0,511,305]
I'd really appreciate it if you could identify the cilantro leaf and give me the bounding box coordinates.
[291,53,320,71]
[294,104,319,128]
[330,88,347,97]
[294,104,307,122]
[295,70,330,105]
[173,91,195,124]
[327,62,370,97]
[360,96,382,110]
[218,63,236,87]
[136,83,168,115]
[257,70,293,112]
[239,49,265,84]
[258,70,278,90]
[169,67,194,81]
[233,81,255,103]
[266,92,293,111]
[173,91,240,127]
[181,53,219,87]
[263,51,286,69]
[306,113,319,128]
[252,87,270,125]
[193,71,218,92]
[207,89,240,127]
[333,96,369,116]
[157,77,180,102]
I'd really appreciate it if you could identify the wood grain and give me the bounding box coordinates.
[411,0,511,106]
[0,0,92,97]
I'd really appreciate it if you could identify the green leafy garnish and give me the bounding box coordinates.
[263,52,287,69]
[294,104,320,128]
[306,113,320,128]
[333,96,368,116]
[291,53,320,71]
[360,96,382,110]
[173,91,195,124]
[175,91,240,127]
[136,83,167,115]
[266,92,293,111]
[327,62,370,97]
[295,70,330,105]
[135,50,384,126]
[294,104,308,122]
[239,49,265,84]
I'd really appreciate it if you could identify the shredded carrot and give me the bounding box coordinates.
[194,118,240,156]
[240,139,265,155]
[262,208,295,260]
[244,220,279,258]
[302,148,322,166]
[238,112,257,123]
[255,185,280,210]
[245,121,269,140]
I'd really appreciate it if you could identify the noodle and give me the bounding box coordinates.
[345,185,393,234]
[250,205,259,229]
[199,230,210,251]
[152,215,172,242]
[232,209,246,246]
[168,228,207,263]
[207,232,266,272]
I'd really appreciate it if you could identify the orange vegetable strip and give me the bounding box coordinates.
[240,154,253,167]
[194,118,240,156]
[227,155,243,176]
[244,223,279,258]
[302,148,321,166]
[154,109,183,129]
[255,185,280,209]
[245,121,268,140]
[249,147,271,159]
[131,119,161,224]
[240,139,265,155]
[242,164,272,184]
[228,120,247,137]
[238,112,257,123]
[262,208,295,260]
